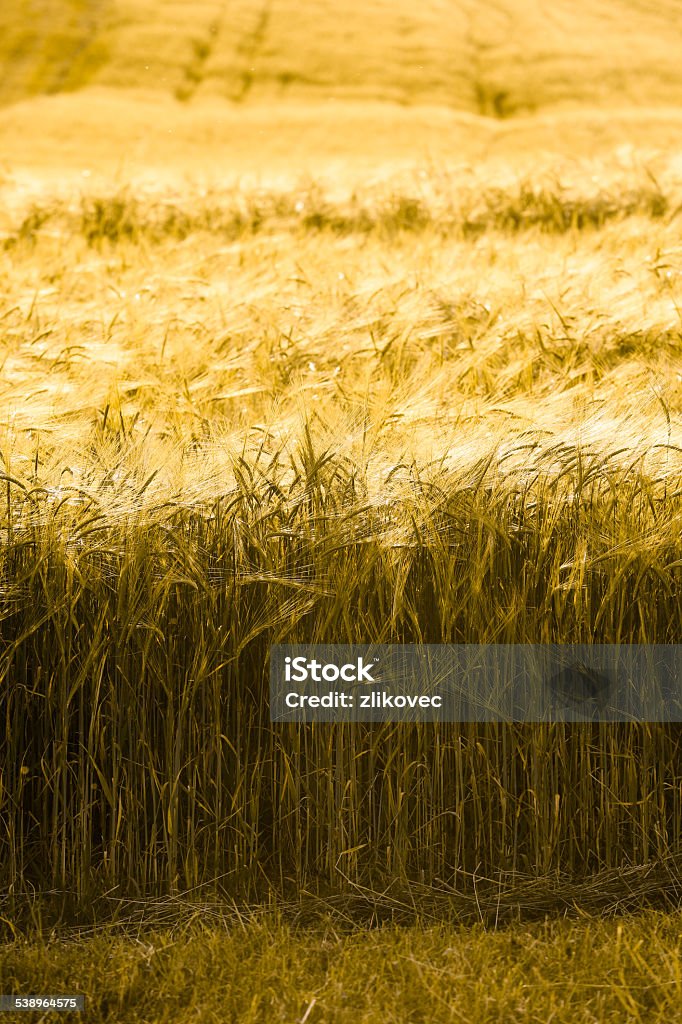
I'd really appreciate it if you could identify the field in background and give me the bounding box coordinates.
[3,0,682,112]
[3,0,682,184]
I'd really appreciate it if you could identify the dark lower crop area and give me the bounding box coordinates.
[1,446,681,905]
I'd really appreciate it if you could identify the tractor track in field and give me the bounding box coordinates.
[176,1,230,101]
[233,0,273,102]
[462,0,517,118]
[43,0,110,96]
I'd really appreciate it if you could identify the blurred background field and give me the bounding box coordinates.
[2,0,682,183]
[3,0,682,110]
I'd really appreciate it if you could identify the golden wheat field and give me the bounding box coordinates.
[2,1,682,1021]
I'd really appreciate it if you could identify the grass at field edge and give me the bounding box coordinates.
[1,906,681,1023]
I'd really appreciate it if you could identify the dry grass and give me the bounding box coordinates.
[2,910,682,1023]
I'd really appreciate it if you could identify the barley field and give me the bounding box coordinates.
[2,152,682,903]
[2,1,682,1019]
